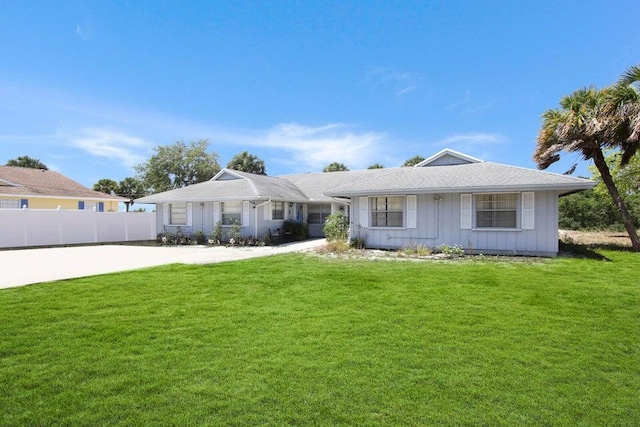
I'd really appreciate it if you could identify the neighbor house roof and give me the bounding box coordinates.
[135,149,595,204]
[0,166,127,201]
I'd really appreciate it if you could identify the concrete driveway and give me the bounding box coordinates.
[0,239,326,289]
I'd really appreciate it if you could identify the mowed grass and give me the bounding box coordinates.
[1,252,639,426]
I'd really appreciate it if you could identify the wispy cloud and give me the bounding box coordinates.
[445,90,472,110]
[437,133,506,147]
[362,67,419,96]
[71,128,150,167]
[435,132,507,160]
[462,103,493,114]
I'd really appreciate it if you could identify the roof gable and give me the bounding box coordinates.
[212,169,245,181]
[415,149,482,167]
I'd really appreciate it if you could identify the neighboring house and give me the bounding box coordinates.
[0,166,126,212]
[136,149,595,256]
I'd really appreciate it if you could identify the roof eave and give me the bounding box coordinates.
[325,182,596,197]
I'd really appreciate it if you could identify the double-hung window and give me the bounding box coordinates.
[169,203,188,225]
[475,193,517,228]
[222,201,242,225]
[371,196,403,227]
[272,201,284,220]
[308,204,331,224]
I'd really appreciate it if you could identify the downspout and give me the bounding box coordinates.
[253,199,271,238]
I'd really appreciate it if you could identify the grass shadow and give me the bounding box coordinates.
[558,240,611,261]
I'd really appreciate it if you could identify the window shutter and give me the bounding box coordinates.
[359,197,369,228]
[406,195,417,229]
[98,202,104,212]
[242,201,250,227]
[460,194,472,229]
[78,201,85,210]
[186,203,193,226]
[213,202,221,224]
[163,203,170,225]
[522,192,535,230]
[264,201,272,221]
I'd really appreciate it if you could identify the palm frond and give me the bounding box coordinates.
[619,65,640,86]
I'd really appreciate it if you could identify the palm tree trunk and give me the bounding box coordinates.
[593,149,640,251]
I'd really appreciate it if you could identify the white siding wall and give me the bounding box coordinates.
[350,191,559,256]
[156,201,290,239]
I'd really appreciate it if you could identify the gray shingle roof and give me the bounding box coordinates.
[136,169,309,203]
[325,162,595,196]
[135,155,595,204]
[0,166,127,201]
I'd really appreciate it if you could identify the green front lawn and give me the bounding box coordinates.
[1,252,638,425]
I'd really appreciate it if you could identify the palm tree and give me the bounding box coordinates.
[226,151,266,175]
[402,155,425,167]
[535,79,640,251]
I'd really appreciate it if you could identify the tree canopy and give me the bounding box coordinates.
[93,179,119,195]
[92,177,148,211]
[322,162,349,172]
[135,139,220,193]
[226,151,266,175]
[6,155,48,170]
[118,177,147,211]
[367,163,385,169]
[535,64,640,250]
[402,155,425,167]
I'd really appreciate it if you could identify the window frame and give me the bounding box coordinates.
[370,196,404,228]
[272,201,284,220]
[307,203,332,225]
[221,201,242,226]
[0,198,20,209]
[169,203,188,226]
[474,193,518,229]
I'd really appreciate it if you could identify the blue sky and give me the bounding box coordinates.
[1,0,638,190]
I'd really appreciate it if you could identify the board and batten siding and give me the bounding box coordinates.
[156,201,259,238]
[350,191,560,256]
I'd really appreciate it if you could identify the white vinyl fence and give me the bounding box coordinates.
[0,209,156,248]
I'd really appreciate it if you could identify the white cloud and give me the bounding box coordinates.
[437,133,505,146]
[445,90,472,110]
[435,132,507,160]
[265,123,386,170]
[231,123,388,171]
[362,67,420,96]
[71,128,150,167]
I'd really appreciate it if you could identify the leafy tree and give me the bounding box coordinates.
[535,65,640,251]
[6,155,48,169]
[226,151,266,175]
[93,179,119,195]
[402,155,425,167]
[135,139,220,193]
[559,190,620,230]
[118,177,147,212]
[322,162,349,172]
[368,163,385,169]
